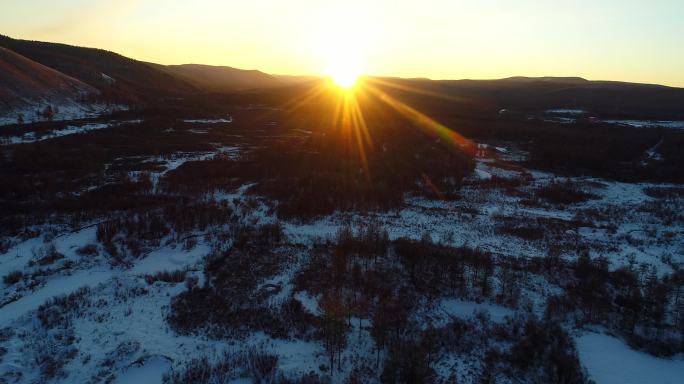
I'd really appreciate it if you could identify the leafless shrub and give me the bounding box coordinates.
[145,270,186,284]
[163,349,276,384]
[30,243,65,266]
[3,270,23,285]
[643,187,684,199]
[247,348,279,383]
[536,182,596,204]
[76,243,99,257]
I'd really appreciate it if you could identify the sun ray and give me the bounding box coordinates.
[279,81,329,112]
[326,86,372,180]
[366,77,471,104]
[276,45,485,183]
[329,72,360,89]
[348,92,372,147]
[365,83,477,154]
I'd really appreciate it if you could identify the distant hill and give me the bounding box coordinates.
[499,76,589,84]
[0,34,198,103]
[374,76,684,119]
[156,64,282,92]
[0,35,314,103]
[1,34,683,120]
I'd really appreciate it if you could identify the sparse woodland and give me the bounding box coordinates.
[0,80,683,383]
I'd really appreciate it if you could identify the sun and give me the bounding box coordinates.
[323,38,364,90]
[330,70,360,89]
[326,58,362,89]
[315,15,367,90]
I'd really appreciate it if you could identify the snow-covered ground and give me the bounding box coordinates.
[284,158,683,276]
[576,332,684,384]
[0,120,142,145]
[546,109,588,115]
[603,120,684,129]
[108,145,243,193]
[1,140,683,383]
[182,116,233,124]
[438,299,513,323]
[130,243,211,275]
[530,109,684,129]
[112,356,171,384]
[0,102,128,127]
[0,269,113,327]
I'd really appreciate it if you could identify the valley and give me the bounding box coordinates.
[0,100,683,382]
[1,32,684,384]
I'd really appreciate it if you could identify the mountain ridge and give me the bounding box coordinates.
[1,34,683,120]
[154,63,281,92]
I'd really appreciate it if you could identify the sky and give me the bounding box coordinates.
[1,0,683,87]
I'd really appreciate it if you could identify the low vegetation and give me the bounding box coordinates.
[1,80,683,383]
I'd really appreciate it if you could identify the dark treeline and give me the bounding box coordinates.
[0,115,251,236]
[4,78,682,238]
[0,85,477,236]
[149,86,476,218]
[370,79,684,184]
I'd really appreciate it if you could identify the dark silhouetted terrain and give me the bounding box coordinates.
[1,36,683,384]
[0,46,96,112]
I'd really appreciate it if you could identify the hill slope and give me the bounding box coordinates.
[377,76,684,118]
[0,35,314,102]
[157,64,282,92]
[0,46,96,108]
[2,34,683,119]
[0,35,198,103]
[0,46,110,124]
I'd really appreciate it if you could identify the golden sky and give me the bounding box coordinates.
[2,0,683,86]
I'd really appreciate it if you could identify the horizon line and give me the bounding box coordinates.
[2,33,683,89]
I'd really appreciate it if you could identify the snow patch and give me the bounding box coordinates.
[438,299,513,323]
[546,109,587,115]
[294,291,321,316]
[0,102,128,127]
[131,242,211,275]
[113,356,171,384]
[603,120,684,130]
[0,120,142,145]
[0,269,113,327]
[576,332,684,384]
[101,73,116,84]
[182,116,233,124]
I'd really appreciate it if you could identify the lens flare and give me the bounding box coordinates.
[329,71,359,89]
[326,57,362,89]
